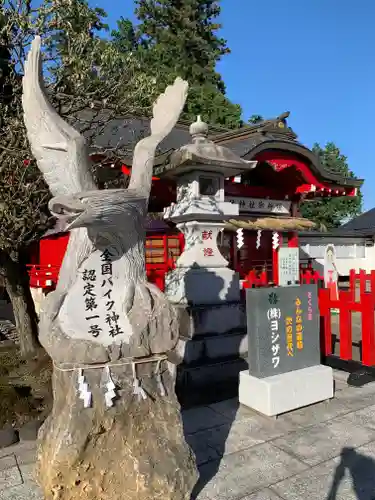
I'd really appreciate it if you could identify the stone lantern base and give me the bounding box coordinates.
[166,267,247,396]
[165,266,241,305]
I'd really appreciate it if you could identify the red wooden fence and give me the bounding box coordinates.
[300,268,323,285]
[242,269,268,288]
[145,234,184,291]
[27,264,60,289]
[319,287,375,366]
[349,269,375,299]
[242,265,324,288]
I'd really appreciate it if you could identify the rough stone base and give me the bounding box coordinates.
[239,365,334,417]
[36,360,198,500]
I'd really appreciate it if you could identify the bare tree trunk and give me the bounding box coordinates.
[0,250,40,358]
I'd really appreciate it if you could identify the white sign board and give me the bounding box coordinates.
[278,247,299,286]
[225,197,291,215]
[59,245,133,346]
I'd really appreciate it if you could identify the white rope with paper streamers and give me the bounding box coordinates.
[103,365,117,408]
[77,369,92,408]
[54,354,167,408]
[132,362,147,401]
[272,231,280,250]
[236,228,244,249]
[256,230,262,249]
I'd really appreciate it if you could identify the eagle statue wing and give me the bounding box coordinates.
[129,77,188,196]
[22,36,96,197]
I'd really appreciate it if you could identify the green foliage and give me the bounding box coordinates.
[40,0,109,91]
[124,0,243,128]
[0,0,157,254]
[111,16,138,53]
[248,114,263,124]
[184,84,242,128]
[135,0,227,90]
[0,0,160,354]
[0,9,12,103]
[300,142,362,229]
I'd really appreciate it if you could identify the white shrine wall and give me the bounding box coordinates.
[299,235,375,276]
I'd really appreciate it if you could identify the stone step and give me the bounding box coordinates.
[177,330,247,364]
[176,302,245,338]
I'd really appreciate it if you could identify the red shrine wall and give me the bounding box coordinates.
[27,149,357,291]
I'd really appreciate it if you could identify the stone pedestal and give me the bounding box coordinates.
[173,300,247,398]
[239,365,334,417]
[165,221,240,305]
[166,267,240,305]
[165,219,245,392]
[176,329,248,364]
[165,219,245,390]
[176,302,246,337]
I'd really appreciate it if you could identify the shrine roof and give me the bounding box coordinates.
[152,113,362,190]
[209,113,363,190]
[77,110,362,190]
[74,112,227,160]
[339,209,375,234]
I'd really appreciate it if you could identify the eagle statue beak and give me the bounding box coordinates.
[48,195,86,231]
[48,189,148,232]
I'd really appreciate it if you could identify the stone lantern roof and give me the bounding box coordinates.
[154,116,257,178]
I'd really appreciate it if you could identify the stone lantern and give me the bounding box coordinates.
[155,116,257,340]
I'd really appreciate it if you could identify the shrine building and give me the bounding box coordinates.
[27,112,362,294]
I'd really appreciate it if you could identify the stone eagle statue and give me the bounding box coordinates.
[23,35,188,364]
[22,36,197,500]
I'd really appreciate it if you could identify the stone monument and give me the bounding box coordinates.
[22,36,198,500]
[239,284,333,416]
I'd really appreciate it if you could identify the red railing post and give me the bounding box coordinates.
[250,269,256,287]
[319,288,332,356]
[359,269,366,296]
[260,269,267,286]
[339,291,352,360]
[349,269,356,301]
[313,270,322,284]
[361,292,375,366]
[162,235,168,266]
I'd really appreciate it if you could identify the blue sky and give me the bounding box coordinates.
[92,0,375,209]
